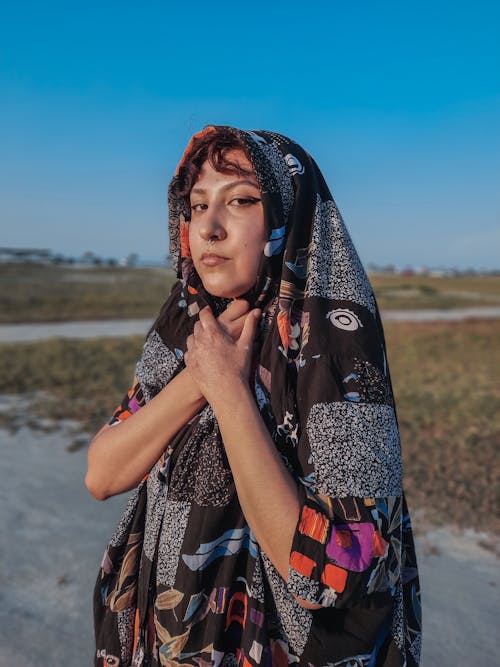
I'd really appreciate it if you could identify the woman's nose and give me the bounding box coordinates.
[198,205,227,241]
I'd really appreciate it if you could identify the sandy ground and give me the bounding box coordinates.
[0,395,498,666]
[2,306,500,342]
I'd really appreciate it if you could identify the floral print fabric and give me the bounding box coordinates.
[93,127,422,667]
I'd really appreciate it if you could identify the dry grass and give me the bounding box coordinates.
[0,336,144,435]
[385,319,500,535]
[0,263,176,323]
[371,273,500,310]
[0,319,498,535]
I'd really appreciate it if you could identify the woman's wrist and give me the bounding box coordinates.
[175,366,208,410]
[208,376,252,421]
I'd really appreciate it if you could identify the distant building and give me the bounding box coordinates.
[0,247,52,262]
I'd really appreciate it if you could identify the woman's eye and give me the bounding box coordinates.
[191,203,207,212]
[229,197,261,207]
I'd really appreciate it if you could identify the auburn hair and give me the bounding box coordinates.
[172,127,254,215]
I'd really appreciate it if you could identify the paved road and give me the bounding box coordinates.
[0,318,153,343]
[2,307,500,343]
[0,399,498,666]
[381,306,500,322]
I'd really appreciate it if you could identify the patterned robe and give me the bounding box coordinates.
[93,127,422,667]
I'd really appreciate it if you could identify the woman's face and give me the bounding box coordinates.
[188,149,266,299]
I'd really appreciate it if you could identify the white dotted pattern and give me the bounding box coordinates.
[306,195,376,315]
[156,499,191,587]
[135,330,181,402]
[306,402,402,497]
[117,607,135,663]
[261,552,312,656]
[109,485,143,548]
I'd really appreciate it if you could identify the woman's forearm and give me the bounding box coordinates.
[85,368,206,500]
[86,304,253,501]
[209,379,301,581]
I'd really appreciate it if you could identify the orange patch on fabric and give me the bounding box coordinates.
[298,506,329,544]
[363,498,376,506]
[277,309,291,351]
[118,410,132,422]
[321,563,348,592]
[317,493,335,519]
[373,530,388,558]
[226,591,248,629]
[132,607,141,652]
[187,285,198,294]
[290,551,316,578]
[335,529,353,549]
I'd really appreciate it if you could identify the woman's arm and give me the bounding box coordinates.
[85,367,206,500]
[85,300,252,500]
[209,378,301,583]
[211,385,324,611]
[184,307,301,580]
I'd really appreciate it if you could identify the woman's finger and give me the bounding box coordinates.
[222,299,250,321]
[198,305,218,331]
[220,312,249,340]
[238,309,261,351]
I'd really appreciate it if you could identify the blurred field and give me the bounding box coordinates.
[0,335,144,436]
[385,319,499,537]
[1,319,498,537]
[370,273,500,310]
[0,263,177,323]
[1,262,500,322]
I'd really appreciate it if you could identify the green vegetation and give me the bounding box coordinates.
[0,319,498,535]
[1,262,499,323]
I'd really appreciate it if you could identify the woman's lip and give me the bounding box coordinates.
[201,254,228,266]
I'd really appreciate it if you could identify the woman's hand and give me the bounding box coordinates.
[184,304,261,404]
[216,298,252,340]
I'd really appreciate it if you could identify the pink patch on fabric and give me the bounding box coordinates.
[326,523,375,572]
[249,607,264,628]
[258,365,272,392]
[129,395,141,414]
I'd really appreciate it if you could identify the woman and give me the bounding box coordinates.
[87,126,422,667]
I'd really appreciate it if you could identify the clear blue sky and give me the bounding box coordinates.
[1,0,499,269]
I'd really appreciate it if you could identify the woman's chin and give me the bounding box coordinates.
[202,280,252,300]
[206,287,246,299]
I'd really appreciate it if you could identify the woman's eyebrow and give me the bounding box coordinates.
[191,179,260,196]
